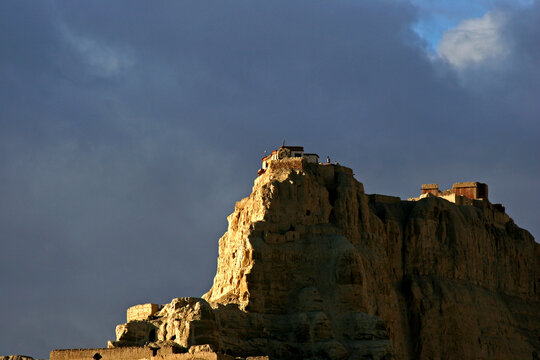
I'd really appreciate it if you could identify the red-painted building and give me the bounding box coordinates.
[452,182,488,200]
[418,181,489,201]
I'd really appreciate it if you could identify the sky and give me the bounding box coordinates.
[1,1,539,358]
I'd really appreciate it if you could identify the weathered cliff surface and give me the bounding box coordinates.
[111,159,539,360]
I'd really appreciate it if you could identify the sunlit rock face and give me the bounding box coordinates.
[113,158,539,360]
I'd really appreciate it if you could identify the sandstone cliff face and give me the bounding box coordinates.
[113,159,539,360]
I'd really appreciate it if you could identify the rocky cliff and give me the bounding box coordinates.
[110,158,539,360]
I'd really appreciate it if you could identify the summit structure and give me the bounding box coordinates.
[51,146,539,360]
[258,145,319,176]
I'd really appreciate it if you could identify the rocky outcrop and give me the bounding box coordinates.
[108,158,539,360]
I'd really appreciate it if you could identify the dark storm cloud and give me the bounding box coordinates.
[1,1,538,358]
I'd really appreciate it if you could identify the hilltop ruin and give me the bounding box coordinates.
[50,146,539,360]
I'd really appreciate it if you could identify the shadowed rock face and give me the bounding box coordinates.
[113,159,539,360]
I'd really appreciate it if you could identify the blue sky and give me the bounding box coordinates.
[411,0,536,49]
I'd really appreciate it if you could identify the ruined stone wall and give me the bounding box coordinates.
[50,346,236,360]
[421,184,439,196]
[414,182,490,204]
[126,303,160,322]
[51,347,154,360]
[267,157,305,172]
[453,185,479,199]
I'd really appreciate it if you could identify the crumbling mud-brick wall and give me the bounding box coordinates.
[50,346,238,360]
[126,303,160,322]
[50,347,155,360]
[421,184,439,196]
[268,157,306,172]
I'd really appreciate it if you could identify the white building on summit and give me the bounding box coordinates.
[258,145,319,176]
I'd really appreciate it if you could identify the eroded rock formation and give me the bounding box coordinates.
[92,158,538,359]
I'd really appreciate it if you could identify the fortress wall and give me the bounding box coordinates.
[268,157,305,172]
[126,304,159,322]
[453,186,478,199]
[452,182,488,200]
[441,194,474,206]
[50,347,153,360]
[421,184,439,196]
[50,347,231,360]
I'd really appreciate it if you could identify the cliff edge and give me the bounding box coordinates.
[52,155,539,360]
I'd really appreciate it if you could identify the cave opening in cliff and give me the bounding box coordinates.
[328,187,337,206]
[149,329,156,342]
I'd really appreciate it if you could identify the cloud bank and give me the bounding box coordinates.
[438,11,509,69]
